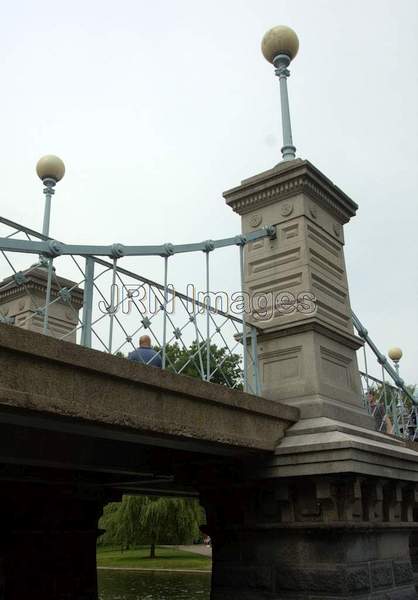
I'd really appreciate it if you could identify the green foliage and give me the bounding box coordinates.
[99,502,122,546]
[164,341,242,388]
[137,496,201,557]
[98,496,203,556]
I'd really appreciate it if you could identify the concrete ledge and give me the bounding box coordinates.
[0,323,299,454]
[262,417,418,481]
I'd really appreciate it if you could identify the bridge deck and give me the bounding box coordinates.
[0,324,298,495]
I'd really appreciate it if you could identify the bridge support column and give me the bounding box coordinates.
[223,159,418,598]
[0,482,105,600]
[202,475,418,599]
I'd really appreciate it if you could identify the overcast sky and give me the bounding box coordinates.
[0,0,417,384]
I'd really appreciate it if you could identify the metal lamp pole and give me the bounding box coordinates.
[274,54,296,160]
[36,155,65,238]
[42,178,56,238]
[36,155,65,333]
[261,25,299,162]
[388,347,404,433]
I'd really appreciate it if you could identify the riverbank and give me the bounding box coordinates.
[97,545,212,572]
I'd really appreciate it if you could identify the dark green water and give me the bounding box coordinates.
[98,569,211,600]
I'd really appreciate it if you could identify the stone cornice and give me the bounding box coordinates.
[223,158,358,224]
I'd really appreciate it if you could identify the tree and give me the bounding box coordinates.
[98,502,122,547]
[137,496,201,558]
[98,495,203,557]
[164,341,242,388]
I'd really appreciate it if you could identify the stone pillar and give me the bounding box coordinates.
[224,158,371,428]
[0,265,83,342]
[0,483,105,600]
[220,158,418,599]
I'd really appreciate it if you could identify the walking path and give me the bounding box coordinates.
[98,566,210,574]
[175,544,212,557]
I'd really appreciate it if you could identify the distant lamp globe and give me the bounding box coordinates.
[261,25,299,64]
[36,155,65,183]
[388,347,403,362]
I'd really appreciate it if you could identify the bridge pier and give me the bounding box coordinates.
[223,159,418,598]
[0,483,105,600]
[202,475,417,599]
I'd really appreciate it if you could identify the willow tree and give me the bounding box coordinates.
[98,495,202,556]
[138,496,201,558]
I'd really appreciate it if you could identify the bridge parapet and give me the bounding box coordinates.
[0,321,298,461]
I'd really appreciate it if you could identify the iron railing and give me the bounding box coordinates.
[353,312,417,440]
[0,216,415,440]
[0,216,272,395]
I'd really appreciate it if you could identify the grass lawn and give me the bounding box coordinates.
[97,545,212,571]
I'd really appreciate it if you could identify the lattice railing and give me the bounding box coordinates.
[353,312,417,440]
[0,216,269,395]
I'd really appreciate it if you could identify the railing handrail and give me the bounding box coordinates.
[0,224,276,258]
[359,370,403,394]
[0,216,259,328]
[352,311,416,405]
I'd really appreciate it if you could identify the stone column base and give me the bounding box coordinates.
[201,475,418,600]
[211,526,416,599]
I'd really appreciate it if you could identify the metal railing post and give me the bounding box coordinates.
[250,325,261,395]
[81,257,95,348]
[239,244,248,392]
[108,258,117,353]
[42,257,53,334]
[162,256,168,369]
[205,251,211,382]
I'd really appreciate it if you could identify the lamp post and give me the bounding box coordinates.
[388,346,403,377]
[388,346,404,434]
[36,155,65,333]
[261,25,299,161]
[36,154,65,238]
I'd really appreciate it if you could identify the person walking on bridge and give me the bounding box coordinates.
[128,335,162,368]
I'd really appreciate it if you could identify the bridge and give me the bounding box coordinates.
[1,25,418,600]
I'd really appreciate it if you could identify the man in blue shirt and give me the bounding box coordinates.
[128,335,162,368]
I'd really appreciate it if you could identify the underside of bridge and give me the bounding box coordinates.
[0,322,299,599]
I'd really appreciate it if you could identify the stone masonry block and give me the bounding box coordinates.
[393,561,414,586]
[371,561,394,589]
[345,564,371,593]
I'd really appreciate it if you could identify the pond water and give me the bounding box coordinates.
[98,569,211,600]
